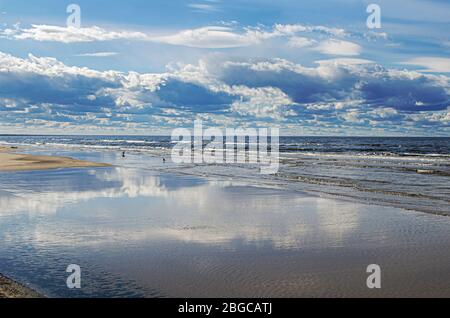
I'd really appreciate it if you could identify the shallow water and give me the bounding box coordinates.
[1,163,450,297]
[1,136,449,215]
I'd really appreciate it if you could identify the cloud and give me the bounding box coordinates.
[0,51,448,134]
[131,23,349,50]
[364,31,389,41]
[2,24,148,43]
[273,24,347,37]
[153,26,257,49]
[315,39,362,56]
[0,23,353,49]
[229,86,295,120]
[0,52,121,107]
[315,58,374,66]
[287,36,317,48]
[201,57,450,114]
[401,57,450,73]
[76,52,119,57]
[188,3,220,12]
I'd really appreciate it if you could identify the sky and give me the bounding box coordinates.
[0,0,449,135]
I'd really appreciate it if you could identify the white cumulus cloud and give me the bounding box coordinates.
[315,39,362,56]
[402,57,450,73]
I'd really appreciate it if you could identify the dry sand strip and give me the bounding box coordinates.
[0,274,43,298]
[0,146,111,171]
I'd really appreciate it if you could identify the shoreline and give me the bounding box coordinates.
[0,146,111,171]
[0,274,43,298]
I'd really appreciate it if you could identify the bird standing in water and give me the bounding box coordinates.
[122,151,126,158]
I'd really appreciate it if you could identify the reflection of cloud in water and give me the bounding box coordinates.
[96,168,170,198]
[0,167,361,250]
[315,199,360,244]
[0,168,170,214]
[159,197,360,249]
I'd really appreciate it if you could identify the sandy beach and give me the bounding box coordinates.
[0,146,110,171]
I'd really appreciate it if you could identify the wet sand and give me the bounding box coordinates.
[0,148,449,297]
[0,274,42,298]
[0,164,449,297]
[0,146,105,297]
[0,146,110,171]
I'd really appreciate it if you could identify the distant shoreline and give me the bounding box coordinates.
[0,274,43,298]
[0,146,111,171]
